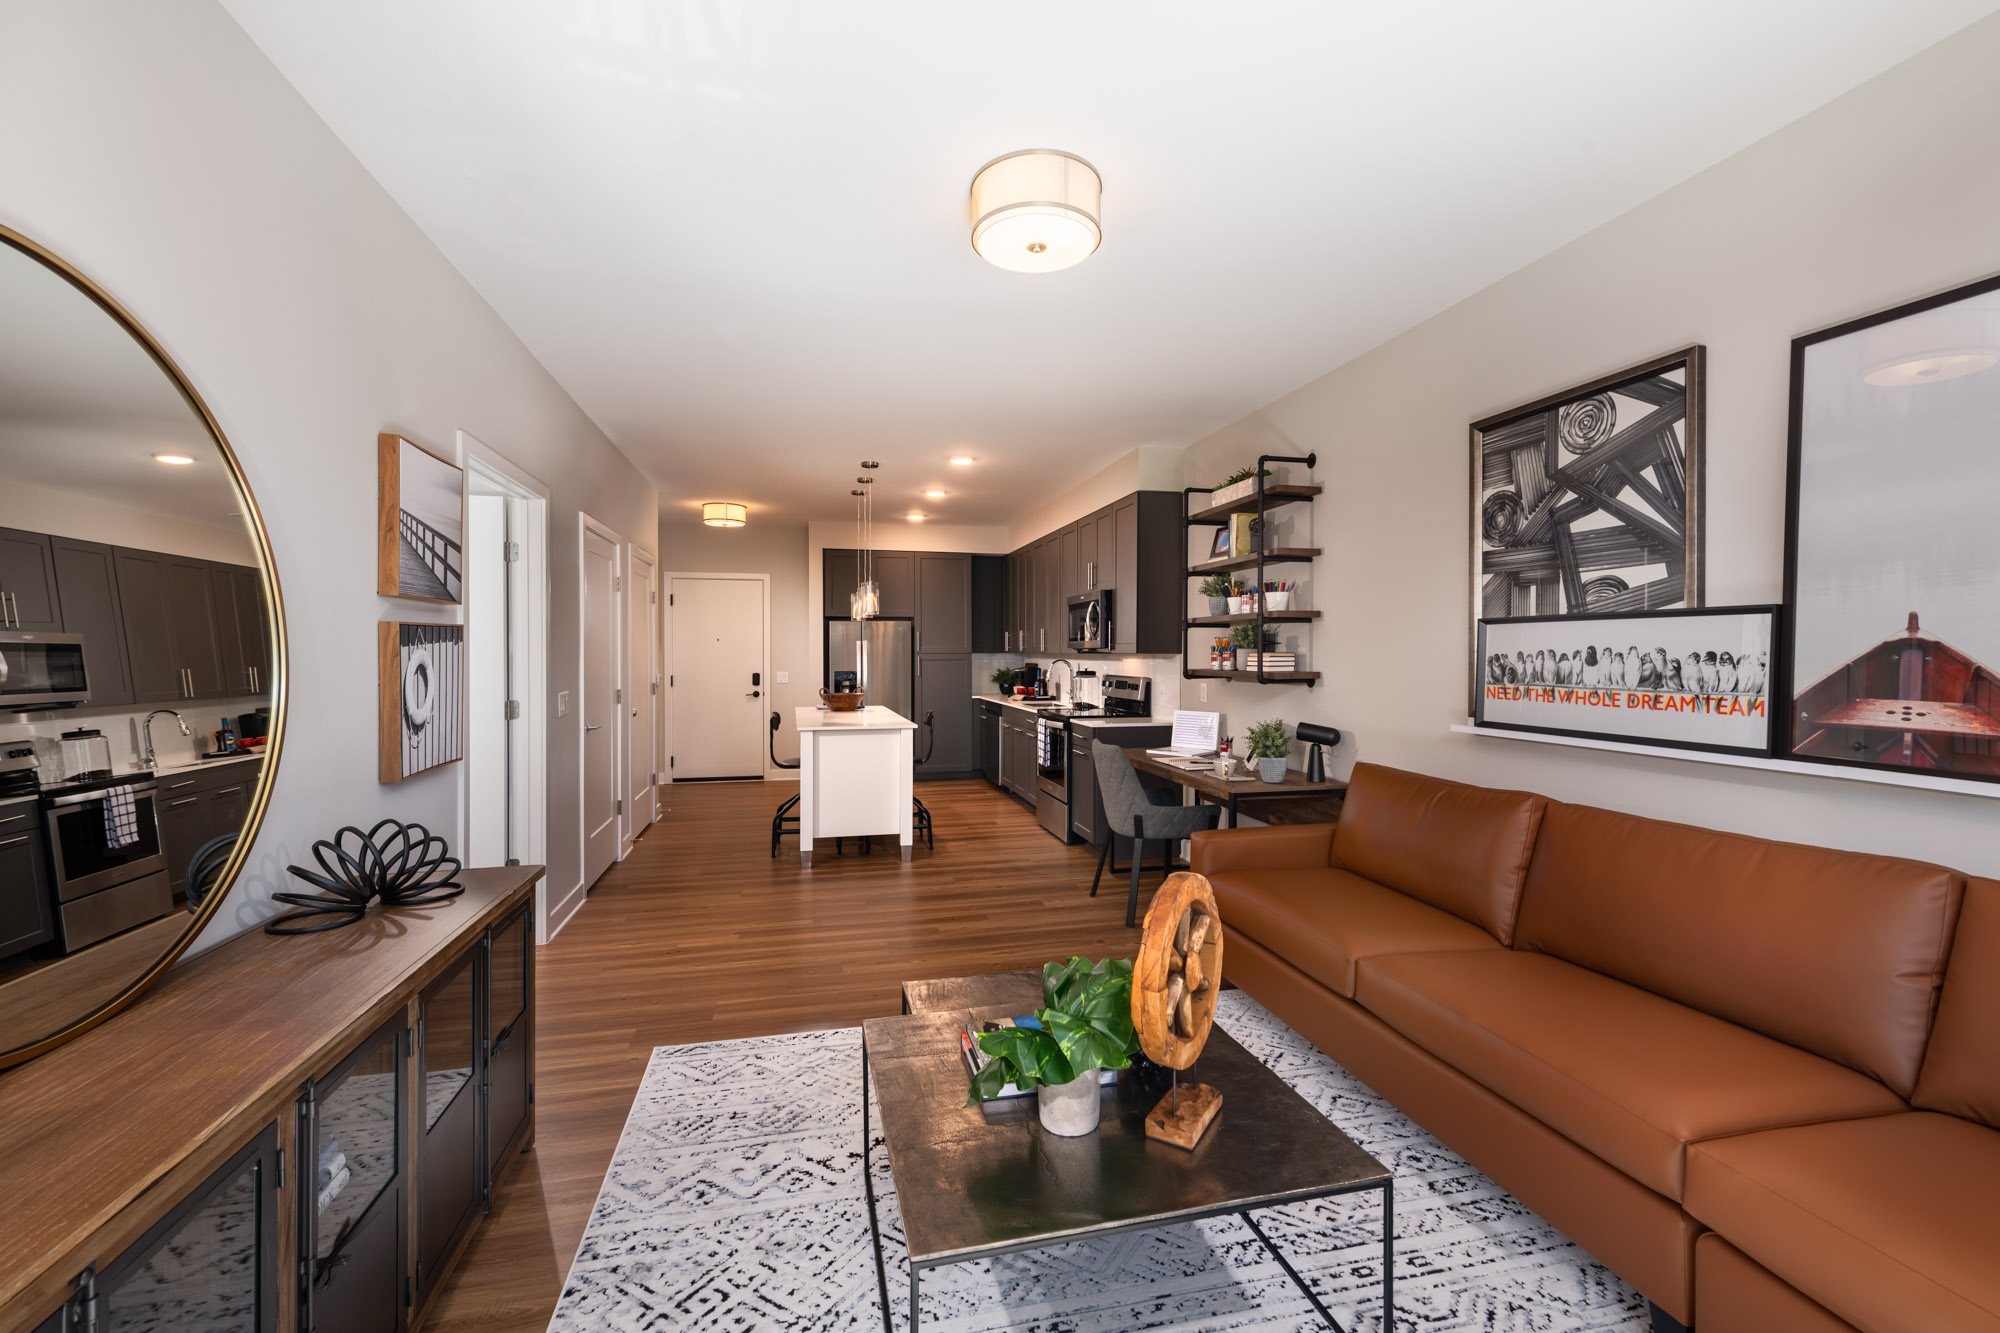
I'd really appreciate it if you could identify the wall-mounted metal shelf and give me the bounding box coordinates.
[1182,452,1319,688]
[1187,611,1322,627]
[1186,484,1323,526]
[1186,668,1322,684]
[1188,548,1321,576]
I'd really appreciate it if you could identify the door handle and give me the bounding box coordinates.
[746,690,760,698]
[585,723,601,732]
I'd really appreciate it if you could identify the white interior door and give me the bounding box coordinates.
[625,548,657,846]
[669,576,765,780]
[466,493,508,867]
[582,526,620,888]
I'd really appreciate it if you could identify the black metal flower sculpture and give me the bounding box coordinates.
[265,820,465,935]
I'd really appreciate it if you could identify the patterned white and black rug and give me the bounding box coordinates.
[548,992,1646,1331]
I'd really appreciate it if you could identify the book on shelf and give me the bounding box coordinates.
[1239,653,1298,670]
[960,1013,1118,1101]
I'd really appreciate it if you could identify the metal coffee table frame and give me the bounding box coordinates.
[861,974,1394,1331]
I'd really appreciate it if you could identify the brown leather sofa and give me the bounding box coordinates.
[1190,761,1996,1333]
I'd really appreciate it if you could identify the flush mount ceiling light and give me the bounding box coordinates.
[701,501,747,527]
[950,456,974,466]
[970,150,1101,274]
[924,489,946,499]
[906,513,925,522]
[153,453,195,465]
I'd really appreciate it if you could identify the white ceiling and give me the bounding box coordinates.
[222,0,1998,527]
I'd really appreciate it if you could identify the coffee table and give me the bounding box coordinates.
[862,972,1393,1330]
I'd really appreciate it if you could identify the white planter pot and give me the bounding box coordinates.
[1228,595,1248,614]
[1037,1071,1102,1136]
[1257,757,1289,783]
[1264,589,1292,612]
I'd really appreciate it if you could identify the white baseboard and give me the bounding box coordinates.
[544,875,588,944]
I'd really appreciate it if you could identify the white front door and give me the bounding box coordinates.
[669,576,764,780]
[626,548,657,844]
[582,526,620,888]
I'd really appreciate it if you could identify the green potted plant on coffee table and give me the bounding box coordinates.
[966,956,1139,1136]
[1246,718,1291,783]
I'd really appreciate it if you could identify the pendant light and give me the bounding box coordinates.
[851,463,882,619]
[970,150,1102,274]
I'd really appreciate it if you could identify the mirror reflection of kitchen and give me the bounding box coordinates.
[0,236,275,1052]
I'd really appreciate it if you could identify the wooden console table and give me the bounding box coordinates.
[1123,748,1347,828]
[0,865,541,1333]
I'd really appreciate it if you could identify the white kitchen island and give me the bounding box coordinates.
[794,705,917,866]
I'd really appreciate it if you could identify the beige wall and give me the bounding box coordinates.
[1,0,659,947]
[0,478,259,565]
[1183,13,2000,875]
[659,509,811,769]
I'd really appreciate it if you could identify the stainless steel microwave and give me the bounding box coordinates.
[0,631,91,708]
[1066,590,1113,652]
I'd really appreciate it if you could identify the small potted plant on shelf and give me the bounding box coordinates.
[991,666,1018,694]
[1228,622,1260,668]
[1246,719,1291,783]
[967,957,1139,1136]
[1198,573,1233,617]
[1211,464,1277,508]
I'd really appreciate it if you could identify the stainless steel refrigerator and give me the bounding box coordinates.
[824,616,914,720]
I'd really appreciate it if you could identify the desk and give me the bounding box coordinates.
[1123,748,1347,828]
[796,706,917,866]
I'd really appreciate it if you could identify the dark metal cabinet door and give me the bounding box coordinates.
[873,551,914,618]
[155,787,205,898]
[1093,508,1116,591]
[1059,523,1082,604]
[822,548,858,611]
[0,527,61,631]
[0,817,55,959]
[234,565,271,695]
[164,557,224,699]
[209,564,248,700]
[970,555,1006,652]
[915,554,970,654]
[1040,537,1063,653]
[1112,496,1141,654]
[50,538,133,708]
[112,548,183,704]
[416,948,481,1303]
[99,1122,280,1332]
[303,1013,407,1333]
[486,907,533,1182]
[915,656,973,772]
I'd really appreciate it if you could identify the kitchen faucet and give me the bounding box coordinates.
[1047,658,1076,703]
[142,709,191,768]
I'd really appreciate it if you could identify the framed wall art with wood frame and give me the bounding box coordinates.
[1475,605,1779,757]
[1782,274,2000,787]
[380,620,464,782]
[1470,347,1705,711]
[378,432,465,603]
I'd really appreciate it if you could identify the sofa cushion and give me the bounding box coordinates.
[1355,950,1908,1199]
[1913,877,2000,1128]
[1209,866,1501,998]
[1189,823,1335,876]
[1328,763,1545,945]
[1695,1234,1861,1333]
[1515,801,1961,1098]
[1687,1112,2000,1333]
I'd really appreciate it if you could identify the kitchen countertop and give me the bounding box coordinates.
[148,751,267,776]
[970,693,1161,726]
[796,704,917,732]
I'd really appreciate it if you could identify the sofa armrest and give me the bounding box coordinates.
[1190,824,1336,876]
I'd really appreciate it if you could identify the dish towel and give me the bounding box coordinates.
[1036,717,1056,767]
[103,786,139,849]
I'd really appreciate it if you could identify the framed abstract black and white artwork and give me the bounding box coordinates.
[1783,274,2000,786]
[1470,348,1705,709]
[1475,605,1778,757]
[378,620,463,783]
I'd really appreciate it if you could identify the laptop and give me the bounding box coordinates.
[1147,709,1221,759]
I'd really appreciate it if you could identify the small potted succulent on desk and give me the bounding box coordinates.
[1199,573,1234,617]
[967,957,1139,1136]
[1246,718,1291,783]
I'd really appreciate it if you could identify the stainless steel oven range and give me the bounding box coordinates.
[42,772,173,952]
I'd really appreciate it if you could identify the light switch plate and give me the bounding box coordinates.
[776,671,789,683]
[1199,682,1208,702]
[557,691,570,716]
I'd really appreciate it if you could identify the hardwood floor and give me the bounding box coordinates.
[424,777,1154,1333]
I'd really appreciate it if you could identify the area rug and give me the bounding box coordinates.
[547,991,1647,1331]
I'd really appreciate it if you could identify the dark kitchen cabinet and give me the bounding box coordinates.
[209,562,271,697]
[1041,536,1063,655]
[1092,507,1115,591]
[971,555,1007,652]
[50,538,133,709]
[114,547,225,703]
[0,805,55,960]
[417,947,481,1305]
[302,1012,406,1333]
[165,557,224,698]
[1009,550,1028,653]
[977,700,1001,786]
[99,1123,282,1332]
[1001,708,1037,800]
[872,551,914,618]
[0,527,62,632]
[1059,523,1082,606]
[916,655,973,774]
[1003,491,1185,656]
[823,548,858,615]
[915,553,970,654]
[156,759,260,900]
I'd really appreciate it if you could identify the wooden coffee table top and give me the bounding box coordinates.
[869,971,1388,1265]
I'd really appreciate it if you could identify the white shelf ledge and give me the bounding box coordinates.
[1450,723,2000,802]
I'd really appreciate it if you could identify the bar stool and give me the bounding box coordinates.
[911,710,936,851]
[1090,739,1219,927]
[769,711,800,857]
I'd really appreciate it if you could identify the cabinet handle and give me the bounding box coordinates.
[3,591,13,627]
[0,835,27,849]
[0,811,26,826]
[167,779,195,791]
[167,796,199,808]
[215,786,243,796]
[915,629,921,652]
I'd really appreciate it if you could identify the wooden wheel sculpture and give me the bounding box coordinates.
[1132,871,1225,1148]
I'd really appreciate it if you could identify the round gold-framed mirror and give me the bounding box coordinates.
[0,224,286,1071]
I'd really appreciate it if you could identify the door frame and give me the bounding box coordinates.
[577,511,625,908]
[623,544,658,853]
[459,435,555,940]
[662,571,772,782]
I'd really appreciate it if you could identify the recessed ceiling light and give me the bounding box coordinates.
[906,513,925,522]
[154,453,195,465]
[970,150,1102,274]
[950,457,974,467]
[924,489,946,499]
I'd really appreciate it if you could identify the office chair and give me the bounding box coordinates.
[1091,739,1219,927]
